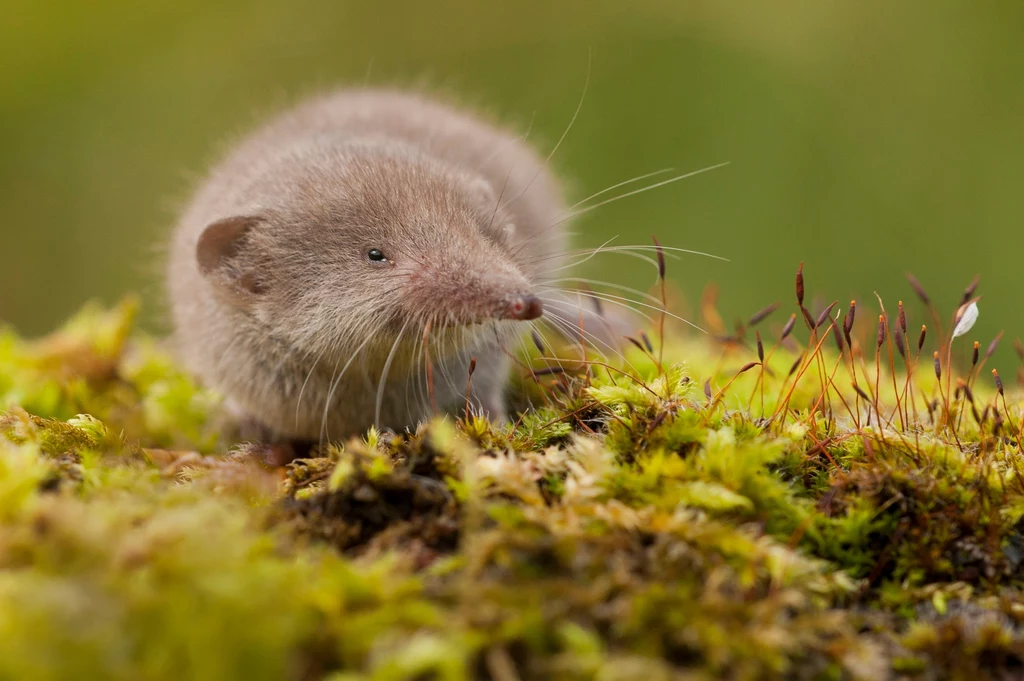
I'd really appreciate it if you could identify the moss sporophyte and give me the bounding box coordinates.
[1,265,1024,680]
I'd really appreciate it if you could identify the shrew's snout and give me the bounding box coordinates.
[503,294,543,321]
[399,253,543,324]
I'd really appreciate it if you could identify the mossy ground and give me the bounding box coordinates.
[2,275,1024,681]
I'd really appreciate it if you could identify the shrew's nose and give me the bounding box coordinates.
[507,295,544,320]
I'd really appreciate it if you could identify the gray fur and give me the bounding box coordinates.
[167,89,569,441]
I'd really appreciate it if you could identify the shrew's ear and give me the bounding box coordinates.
[196,215,267,305]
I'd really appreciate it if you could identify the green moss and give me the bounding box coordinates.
[2,294,1024,680]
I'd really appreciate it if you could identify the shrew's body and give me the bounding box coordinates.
[167,89,570,441]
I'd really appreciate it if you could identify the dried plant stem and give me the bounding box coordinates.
[874,347,883,429]
[1018,414,1024,455]
[945,338,955,430]
[747,334,787,416]
[843,339,864,428]
[577,305,591,387]
[901,347,922,430]
[653,236,667,374]
[974,331,1003,389]
[855,348,878,423]
[759,359,766,416]
[708,362,759,416]
[809,328,833,422]
[498,345,561,404]
[464,357,477,421]
[804,352,856,427]
[772,320,839,424]
[933,350,963,450]
[535,355,661,398]
[883,324,907,431]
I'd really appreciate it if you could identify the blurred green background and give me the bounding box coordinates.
[2,0,1022,365]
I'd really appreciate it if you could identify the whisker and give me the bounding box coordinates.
[509,163,731,261]
[405,321,426,423]
[295,343,330,428]
[476,110,536,173]
[538,292,654,326]
[551,161,731,226]
[486,165,515,234]
[564,167,676,211]
[530,246,679,265]
[520,321,571,377]
[499,49,591,217]
[581,244,726,259]
[543,290,705,335]
[319,333,375,448]
[537,278,664,306]
[516,234,619,268]
[540,311,642,375]
[375,320,410,428]
[546,245,662,274]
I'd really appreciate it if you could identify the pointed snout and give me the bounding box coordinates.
[504,294,544,321]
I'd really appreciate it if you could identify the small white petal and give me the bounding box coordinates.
[952,301,979,339]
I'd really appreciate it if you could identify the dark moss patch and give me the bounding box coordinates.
[279,455,460,560]
[814,457,1021,592]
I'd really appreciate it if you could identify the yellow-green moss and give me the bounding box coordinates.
[1,294,1023,680]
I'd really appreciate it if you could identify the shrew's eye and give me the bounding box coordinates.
[367,248,386,262]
